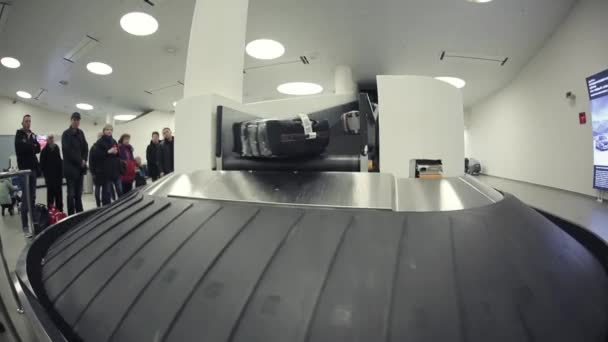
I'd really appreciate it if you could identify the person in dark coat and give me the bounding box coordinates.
[159,127,175,176]
[14,114,41,236]
[94,125,122,205]
[89,132,104,207]
[146,131,161,181]
[118,134,136,194]
[134,156,147,188]
[39,134,63,212]
[61,112,88,215]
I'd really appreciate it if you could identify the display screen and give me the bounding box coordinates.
[587,68,608,190]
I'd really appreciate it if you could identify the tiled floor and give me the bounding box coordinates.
[478,175,608,245]
[0,186,97,342]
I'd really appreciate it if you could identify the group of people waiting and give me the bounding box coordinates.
[5,112,175,237]
[89,124,175,207]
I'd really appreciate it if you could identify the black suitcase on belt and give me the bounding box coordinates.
[234,115,330,158]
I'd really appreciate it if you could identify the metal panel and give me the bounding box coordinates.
[166,170,396,210]
[158,171,503,212]
[394,176,502,212]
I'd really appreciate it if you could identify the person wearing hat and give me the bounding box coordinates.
[61,112,89,215]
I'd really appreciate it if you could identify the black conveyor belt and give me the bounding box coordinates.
[22,193,608,341]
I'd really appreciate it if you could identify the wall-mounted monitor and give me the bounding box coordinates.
[587,68,608,190]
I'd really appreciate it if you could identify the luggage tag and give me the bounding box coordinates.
[298,114,317,140]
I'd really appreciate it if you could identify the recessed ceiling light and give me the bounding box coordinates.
[172,101,177,107]
[246,39,285,60]
[120,12,158,36]
[114,114,137,121]
[76,103,94,110]
[16,91,32,99]
[1,57,21,69]
[434,76,467,89]
[277,82,323,96]
[87,62,113,75]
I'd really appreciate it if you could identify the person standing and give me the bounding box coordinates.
[39,134,63,212]
[118,134,136,194]
[159,127,175,177]
[134,156,147,188]
[89,132,103,207]
[62,112,88,215]
[94,125,122,205]
[146,131,161,181]
[14,114,41,237]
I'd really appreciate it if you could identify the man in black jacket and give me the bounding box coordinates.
[39,134,63,212]
[159,127,175,177]
[61,112,88,215]
[146,131,161,181]
[14,114,40,237]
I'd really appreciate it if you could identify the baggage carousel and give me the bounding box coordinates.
[15,171,608,342]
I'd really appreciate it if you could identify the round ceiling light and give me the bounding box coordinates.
[76,103,94,111]
[16,91,32,99]
[277,82,323,96]
[120,12,159,36]
[434,76,467,89]
[87,62,113,75]
[1,57,21,69]
[172,101,177,107]
[246,39,285,60]
[114,114,137,121]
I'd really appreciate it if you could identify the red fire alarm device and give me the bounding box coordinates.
[579,112,587,125]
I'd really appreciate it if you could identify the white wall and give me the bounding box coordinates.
[0,95,99,152]
[114,111,175,164]
[378,75,464,178]
[468,0,608,197]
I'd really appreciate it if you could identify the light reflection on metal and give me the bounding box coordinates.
[147,171,503,212]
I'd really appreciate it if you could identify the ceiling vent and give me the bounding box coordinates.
[64,35,100,63]
[0,1,12,33]
[244,53,318,74]
[144,81,184,95]
[440,50,509,66]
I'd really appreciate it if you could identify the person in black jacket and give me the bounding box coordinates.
[14,114,40,236]
[146,131,161,181]
[93,125,122,205]
[39,134,63,212]
[61,112,88,215]
[89,132,103,207]
[159,127,175,176]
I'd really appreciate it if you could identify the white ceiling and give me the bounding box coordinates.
[244,0,577,105]
[0,0,576,119]
[0,0,195,120]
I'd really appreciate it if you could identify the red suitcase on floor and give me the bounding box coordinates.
[49,206,67,225]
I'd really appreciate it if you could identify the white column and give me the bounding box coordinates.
[377,75,465,178]
[176,0,249,173]
[334,65,357,95]
[183,0,248,100]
